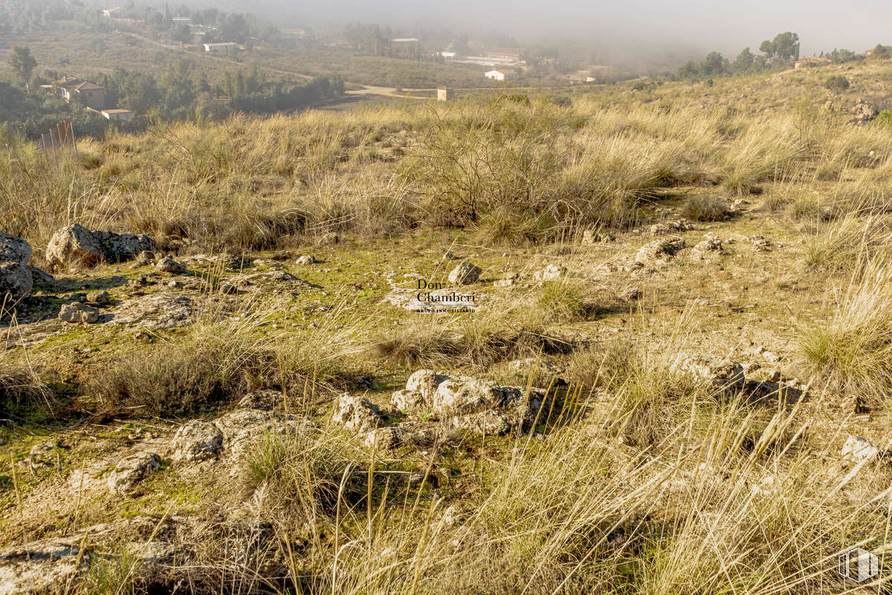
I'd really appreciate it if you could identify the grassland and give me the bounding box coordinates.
[2,58,892,593]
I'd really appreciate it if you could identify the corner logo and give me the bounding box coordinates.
[838,547,879,583]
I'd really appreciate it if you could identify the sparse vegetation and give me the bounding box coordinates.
[4,42,892,595]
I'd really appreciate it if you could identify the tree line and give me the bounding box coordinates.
[677,33,892,82]
[4,48,344,137]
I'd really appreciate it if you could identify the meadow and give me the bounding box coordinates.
[1,58,892,593]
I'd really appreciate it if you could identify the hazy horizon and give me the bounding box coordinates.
[181,0,887,59]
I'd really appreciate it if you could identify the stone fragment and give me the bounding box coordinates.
[448,260,482,285]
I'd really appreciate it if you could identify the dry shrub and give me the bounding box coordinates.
[0,364,55,415]
[801,255,892,401]
[680,195,731,222]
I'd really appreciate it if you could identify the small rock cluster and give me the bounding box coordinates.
[46,223,156,270]
[635,238,686,267]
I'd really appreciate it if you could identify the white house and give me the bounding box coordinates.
[485,70,517,81]
[102,7,121,18]
[204,42,238,53]
[101,109,133,122]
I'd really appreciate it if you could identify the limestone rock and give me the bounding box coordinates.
[650,219,696,235]
[295,255,316,265]
[448,261,482,285]
[156,256,187,274]
[391,389,430,416]
[46,224,155,269]
[533,264,567,282]
[672,355,745,391]
[112,293,194,329]
[406,369,447,402]
[390,370,543,435]
[693,233,723,255]
[332,394,385,432]
[433,376,506,416]
[841,436,882,464]
[365,427,404,450]
[0,539,83,593]
[59,302,99,324]
[171,420,223,462]
[0,231,33,305]
[635,238,685,266]
[107,452,161,494]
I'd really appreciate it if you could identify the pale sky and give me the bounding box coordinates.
[195,0,888,57]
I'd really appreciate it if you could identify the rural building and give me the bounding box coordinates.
[390,38,420,57]
[102,7,121,18]
[101,109,134,122]
[204,42,238,53]
[794,56,831,69]
[485,70,517,81]
[439,51,458,62]
[485,48,524,63]
[54,77,107,111]
[437,88,453,102]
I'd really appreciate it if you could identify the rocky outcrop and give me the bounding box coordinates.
[107,452,161,494]
[171,421,223,462]
[448,260,482,285]
[0,231,34,306]
[46,224,156,270]
[112,293,194,329]
[650,219,696,235]
[850,100,879,125]
[155,256,186,274]
[635,238,685,267]
[332,394,386,432]
[59,302,99,324]
[390,370,545,436]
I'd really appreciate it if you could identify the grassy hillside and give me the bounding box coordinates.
[2,59,892,593]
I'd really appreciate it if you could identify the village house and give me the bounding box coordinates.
[794,56,832,69]
[204,42,239,53]
[485,70,517,81]
[102,7,121,18]
[54,77,107,111]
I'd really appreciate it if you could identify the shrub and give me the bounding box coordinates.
[824,75,850,92]
[873,108,892,128]
[0,365,54,416]
[680,196,731,221]
[537,278,594,322]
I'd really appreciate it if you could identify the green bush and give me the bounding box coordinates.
[823,75,850,92]
[873,108,892,127]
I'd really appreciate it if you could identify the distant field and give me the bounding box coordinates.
[0,25,496,90]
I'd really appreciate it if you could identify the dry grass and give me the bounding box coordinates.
[801,254,892,401]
